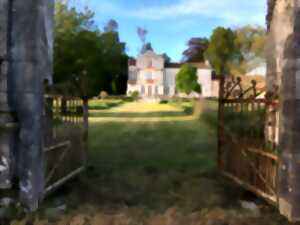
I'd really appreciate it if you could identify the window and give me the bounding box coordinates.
[141,85,145,94]
[164,86,169,95]
[145,72,152,80]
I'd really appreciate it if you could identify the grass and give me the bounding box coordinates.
[88,99,125,110]
[89,102,194,121]
[66,100,242,212]
[7,99,290,225]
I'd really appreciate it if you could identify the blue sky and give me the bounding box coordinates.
[74,0,267,62]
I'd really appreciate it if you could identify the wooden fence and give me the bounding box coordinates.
[218,76,279,205]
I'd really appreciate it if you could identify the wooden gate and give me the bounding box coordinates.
[43,95,88,196]
[218,76,279,204]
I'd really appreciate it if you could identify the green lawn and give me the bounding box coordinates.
[8,100,288,224]
[69,100,241,211]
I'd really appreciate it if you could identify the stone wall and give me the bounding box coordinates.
[0,0,54,210]
[267,0,300,221]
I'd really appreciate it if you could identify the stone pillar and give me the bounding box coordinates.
[0,0,17,190]
[268,0,300,221]
[4,0,54,210]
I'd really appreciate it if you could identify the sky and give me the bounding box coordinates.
[74,0,267,62]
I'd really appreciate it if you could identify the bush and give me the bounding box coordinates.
[131,91,139,100]
[159,100,169,104]
[99,91,108,99]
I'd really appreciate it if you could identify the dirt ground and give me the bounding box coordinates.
[5,204,291,225]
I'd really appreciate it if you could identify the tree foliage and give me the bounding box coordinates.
[205,27,241,75]
[53,1,128,97]
[104,19,119,33]
[136,27,154,54]
[233,25,266,75]
[176,65,201,94]
[137,27,148,43]
[162,53,171,64]
[182,38,209,63]
[141,42,153,54]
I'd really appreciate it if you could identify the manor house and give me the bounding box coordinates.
[127,50,219,98]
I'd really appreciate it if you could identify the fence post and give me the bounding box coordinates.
[218,74,225,170]
[82,97,88,166]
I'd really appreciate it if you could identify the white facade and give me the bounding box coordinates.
[127,51,218,98]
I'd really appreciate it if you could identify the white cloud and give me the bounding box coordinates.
[95,0,266,26]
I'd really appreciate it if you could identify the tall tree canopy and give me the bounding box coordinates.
[233,25,266,75]
[104,19,119,33]
[136,26,154,54]
[54,1,128,97]
[205,27,241,75]
[182,38,209,63]
[141,42,153,54]
[162,53,171,64]
[176,65,201,94]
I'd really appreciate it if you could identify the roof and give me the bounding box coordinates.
[139,50,163,60]
[165,62,210,69]
[128,59,136,66]
[188,62,210,69]
[165,62,182,68]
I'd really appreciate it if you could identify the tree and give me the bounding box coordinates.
[141,42,153,53]
[162,53,171,64]
[204,27,241,165]
[53,1,128,97]
[182,38,209,63]
[205,27,241,75]
[136,27,154,54]
[104,19,119,33]
[137,27,148,43]
[233,25,266,75]
[176,65,201,94]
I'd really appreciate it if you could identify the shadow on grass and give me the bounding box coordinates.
[62,114,245,212]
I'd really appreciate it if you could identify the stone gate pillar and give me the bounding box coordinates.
[0,0,54,210]
[0,0,17,190]
[268,0,300,221]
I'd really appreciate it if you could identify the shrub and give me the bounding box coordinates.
[159,100,169,104]
[99,91,108,99]
[131,91,139,100]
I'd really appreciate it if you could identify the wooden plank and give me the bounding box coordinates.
[222,99,267,104]
[246,147,279,161]
[222,171,278,206]
[241,150,277,195]
[45,143,69,185]
[44,167,85,196]
[44,141,71,153]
